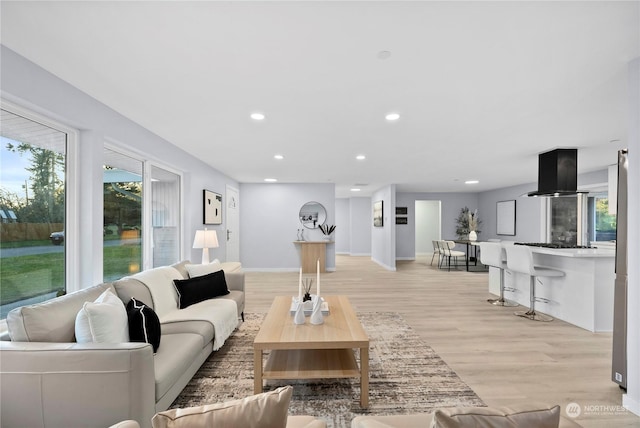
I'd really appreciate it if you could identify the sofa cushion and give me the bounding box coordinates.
[220,261,242,273]
[431,404,561,428]
[173,270,229,309]
[7,282,113,342]
[127,298,161,353]
[286,416,327,428]
[154,333,204,401]
[113,278,154,312]
[352,414,433,428]
[151,385,293,428]
[170,260,191,279]
[75,289,130,344]
[160,298,238,351]
[160,320,214,348]
[185,260,222,277]
[221,289,244,317]
[125,267,183,319]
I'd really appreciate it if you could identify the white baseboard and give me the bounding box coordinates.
[241,267,299,272]
[396,257,416,261]
[372,258,396,272]
[241,267,337,273]
[349,252,371,256]
[623,393,640,416]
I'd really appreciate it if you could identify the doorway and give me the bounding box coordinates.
[225,185,240,262]
[415,200,441,257]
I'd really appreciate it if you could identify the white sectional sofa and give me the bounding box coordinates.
[0,260,245,428]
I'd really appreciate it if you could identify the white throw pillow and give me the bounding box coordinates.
[185,260,223,278]
[151,385,293,428]
[75,288,129,343]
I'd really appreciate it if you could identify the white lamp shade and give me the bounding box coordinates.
[193,228,219,249]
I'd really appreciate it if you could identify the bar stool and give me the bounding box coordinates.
[479,242,517,307]
[504,245,564,322]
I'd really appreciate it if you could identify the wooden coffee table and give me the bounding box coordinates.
[253,295,370,407]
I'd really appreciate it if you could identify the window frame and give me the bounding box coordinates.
[146,161,184,269]
[0,99,80,294]
[104,140,184,273]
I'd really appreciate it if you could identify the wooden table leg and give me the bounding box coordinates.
[254,349,263,394]
[360,346,369,408]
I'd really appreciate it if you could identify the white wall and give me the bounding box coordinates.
[1,46,239,289]
[395,192,479,257]
[238,183,335,271]
[335,198,350,254]
[623,57,640,416]
[394,200,415,260]
[477,168,613,244]
[371,185,396,270]
[477,183,544,243]
[349,197,372,256]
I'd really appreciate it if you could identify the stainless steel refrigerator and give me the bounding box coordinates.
[612,149,628,389]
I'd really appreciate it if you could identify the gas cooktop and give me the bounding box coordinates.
[515,242,592,249]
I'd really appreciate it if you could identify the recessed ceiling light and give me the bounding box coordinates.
[385,113,400,121]
[274,154,284,160]
[356,155,366,160]
[350,188,361,192]
[264,178,277,182]
[465,180,479,184]
[251,113,265,120]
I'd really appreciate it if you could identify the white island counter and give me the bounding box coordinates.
[489,247,616,332]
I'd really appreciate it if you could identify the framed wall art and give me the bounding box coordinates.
[373,200,384,227]
[496,200,516,236]
[203,190,222,225]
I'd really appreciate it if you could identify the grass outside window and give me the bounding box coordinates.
[1,244,141,307]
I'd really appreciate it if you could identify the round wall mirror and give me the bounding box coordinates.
[299,201,326,229]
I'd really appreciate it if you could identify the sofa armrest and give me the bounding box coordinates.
[225,271,245,293]
[0,341,156,428]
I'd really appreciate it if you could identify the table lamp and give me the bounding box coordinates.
[193,228,219,264]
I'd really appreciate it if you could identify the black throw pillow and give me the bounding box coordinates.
[173,269,230,309]
[126,298,161,353]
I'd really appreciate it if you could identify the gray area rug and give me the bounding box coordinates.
[172,312,485,427]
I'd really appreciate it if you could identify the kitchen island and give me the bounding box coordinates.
[488,247,615,332]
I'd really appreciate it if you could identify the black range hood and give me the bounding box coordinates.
[527,148,583,197]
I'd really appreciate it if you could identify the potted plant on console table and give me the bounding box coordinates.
[319,224,336,241]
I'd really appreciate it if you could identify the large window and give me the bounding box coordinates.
[103,148,143,281]
[0,108,69,319]
[588,193,617,242]
[102,149,182,281]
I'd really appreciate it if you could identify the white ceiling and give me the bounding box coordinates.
[1,1,638,197]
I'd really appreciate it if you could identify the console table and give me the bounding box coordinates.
[294,241,331,273]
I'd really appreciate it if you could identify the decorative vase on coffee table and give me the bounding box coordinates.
[293,300,305,325]
[468,230,477,241]
[310,295,324,325]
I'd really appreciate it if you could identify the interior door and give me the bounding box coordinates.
[225,185,240,262]
[415,200,442,256]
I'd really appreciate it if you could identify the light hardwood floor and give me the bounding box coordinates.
[244,254,639,428]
